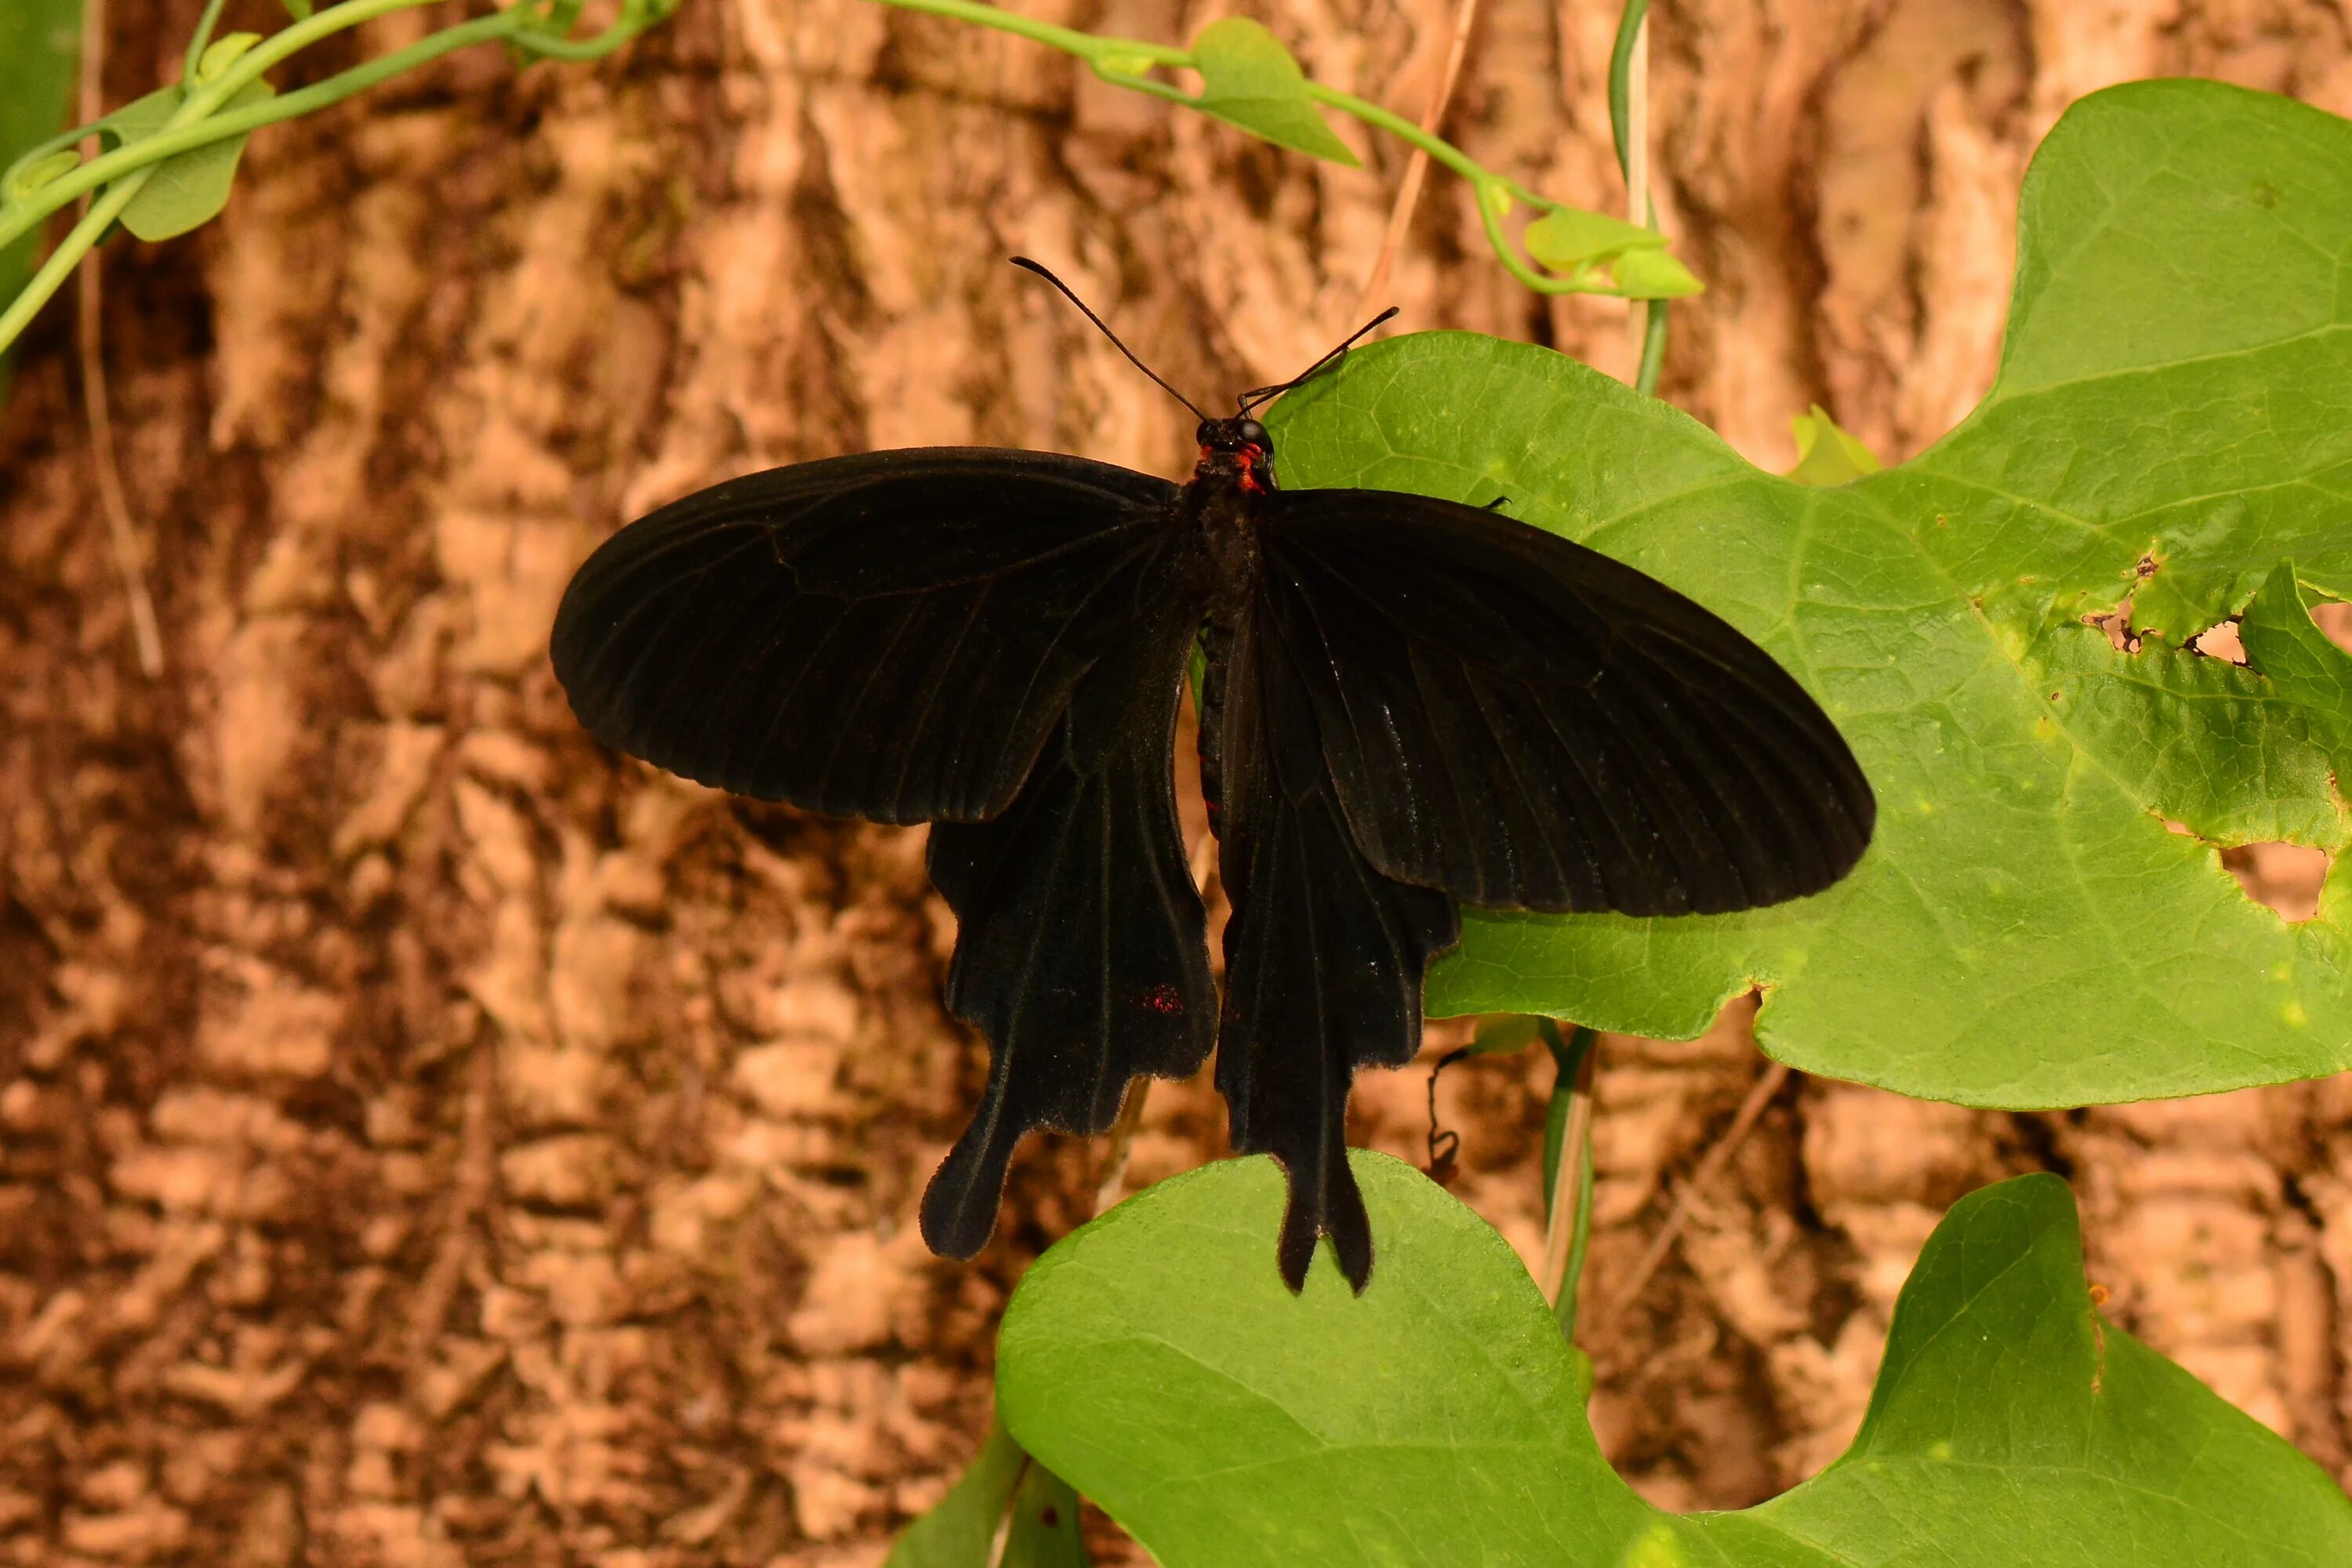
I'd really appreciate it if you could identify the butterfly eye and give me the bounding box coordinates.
[1195,420,1218,445]
[1236,419,1269,450]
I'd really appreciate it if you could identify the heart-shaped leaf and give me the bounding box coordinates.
[1523,204,1666,270]
[1606,241,1703,298]
[999,1154,2352,1566]
[1787,403,1882,485]
[1267,79,2352,1109]
[102,78,278,243]
[1187,16,1359,169]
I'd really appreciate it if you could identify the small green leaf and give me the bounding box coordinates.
[7,148,81,198]
[194,31,261,83]
[885,1422,1025,1568]
[95,85,185,147]
[280,0,314,18]
[1523,204,1664,270]
[1787,403,1882,485]
[1187,16,1359,169]
[999,1155,2352,1566]
[1468,1013,1547,1055]
[531,0,587,36]
[1002,1461,1087,1567]
[1089,49,1158,83]
[884,1421,1090,1568]
[1608,243,1703,299]
[114,78,276,241]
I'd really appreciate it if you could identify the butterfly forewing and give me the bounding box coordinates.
[551,449,1184,824]
[1256,488,1876,916]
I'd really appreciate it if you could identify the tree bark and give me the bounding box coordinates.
[3,1,2348,1561]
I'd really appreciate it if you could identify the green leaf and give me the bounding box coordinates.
[886,1422,1023,1568]
[999,1153,2352,1566]
[885,1421,1089,1568]
[96,85,184,145]
[2238,561,2352,782]
[7,148,82,199]
[1469,1013,1553,1055]
[103,78,277,242]
[1787,403,1882,485]
[1608,242,1703,299]
[281,0,314,18]
[194,31,262,83]
[1523,205,1665,270]
[1088,49,1159,84]
[1186,17,1359,169]
[520,0,588,42]
[1267,80,2352,1109]
[0,0,81,402]
[1003,1460,1087,1567]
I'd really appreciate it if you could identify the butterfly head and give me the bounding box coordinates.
[1195,416,1275,494]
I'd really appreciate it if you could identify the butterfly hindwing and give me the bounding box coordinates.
[920,576,1214,1258]
[1206,587,1461,1292]
[551,449,1184,824]
[1256,488,1876,916]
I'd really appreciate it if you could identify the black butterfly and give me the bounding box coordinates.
[550,261,1875,1291]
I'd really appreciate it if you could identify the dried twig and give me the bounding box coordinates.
[1354,0,1483,319]
[1599,1058,1790,1323]
[76,0,165,678]
[1091,1076,1153,1217]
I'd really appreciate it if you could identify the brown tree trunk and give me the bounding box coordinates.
[4,1,2348,1562]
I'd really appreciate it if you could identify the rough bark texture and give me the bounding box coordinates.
[4,1,2350,1563]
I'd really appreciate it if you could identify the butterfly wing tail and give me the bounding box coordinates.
[920,1098,1025,1259]
[919,646,1214,1259]
[1216,723,1458,1294]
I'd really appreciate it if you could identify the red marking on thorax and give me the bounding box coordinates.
[1142,983,1185,1015]
[1237,448,1266,493]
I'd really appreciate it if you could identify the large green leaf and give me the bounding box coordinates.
[999,1153,2352,1566]
[1265,79,2352,1109]
[0,0,80,403]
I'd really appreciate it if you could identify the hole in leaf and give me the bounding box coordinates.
[2190,619,2247,663]
[2315,599,2352,653]
[2082,597,2141,653]
[2222,842,2329,924]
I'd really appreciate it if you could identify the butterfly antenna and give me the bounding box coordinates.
[1237,305,1400,412]
[1009,256,1210,423]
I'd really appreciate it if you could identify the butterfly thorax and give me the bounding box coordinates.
[1187,415,1274,591]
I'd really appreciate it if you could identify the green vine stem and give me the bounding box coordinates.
[1608,0,1670,394]
[869,0,1678,299]
[0,0,673,361]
